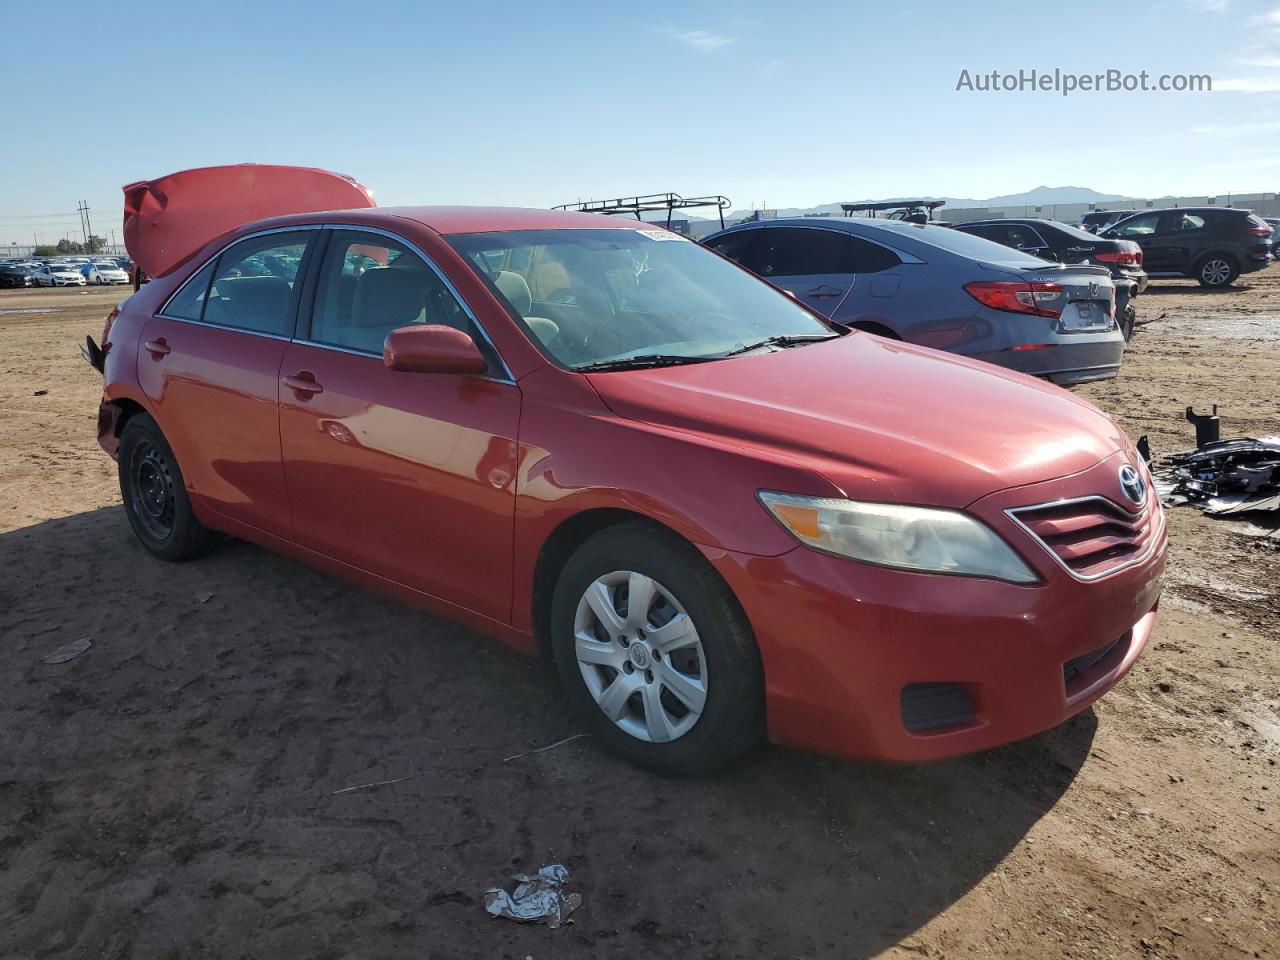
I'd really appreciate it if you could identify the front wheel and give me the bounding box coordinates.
[550,523,764,776]
[1195,254,1237,288]
[118,413,219,562]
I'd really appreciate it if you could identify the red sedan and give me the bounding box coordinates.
[91,187,1166,774]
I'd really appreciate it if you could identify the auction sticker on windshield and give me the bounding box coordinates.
[637,230,688,242]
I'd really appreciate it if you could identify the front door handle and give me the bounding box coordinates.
[806,285,845,299]
[283,373,324,396]
[143,338,170,357]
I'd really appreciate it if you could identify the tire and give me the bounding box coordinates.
[550,522,765,776]
[118,413,219,562]
[1195,254,1237,288]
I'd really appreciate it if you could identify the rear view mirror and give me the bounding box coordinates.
[384,325,488,375]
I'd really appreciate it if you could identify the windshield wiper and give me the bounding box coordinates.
[574,354,718,373]
[719,333,842,358]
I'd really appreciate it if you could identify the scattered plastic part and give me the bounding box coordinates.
[484,864,581,928]
[502,733,591,763]
[43,638,92,664]
[331,775,416,796]
[1158,435,1280,515]
[1136,434,1152,465]
[1184,405,1221,447]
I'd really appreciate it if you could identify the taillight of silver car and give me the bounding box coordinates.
[963,281,1065,318]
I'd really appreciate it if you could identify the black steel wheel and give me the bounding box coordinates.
[118,413,219,562]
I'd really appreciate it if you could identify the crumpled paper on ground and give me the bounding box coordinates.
[483,864,581,928]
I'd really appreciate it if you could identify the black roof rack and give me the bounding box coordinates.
[554,192,732,229]
[840,199,947,219]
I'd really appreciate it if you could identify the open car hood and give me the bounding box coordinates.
[122,164,375,278]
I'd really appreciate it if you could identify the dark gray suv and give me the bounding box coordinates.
[1101,207,1274,288]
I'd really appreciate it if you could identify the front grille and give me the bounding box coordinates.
[901,683,975,733]
[1007,495,1162,581]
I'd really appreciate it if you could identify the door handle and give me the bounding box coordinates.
[806,285,845,299]
[283,373,324,396]
[143,338,170,357]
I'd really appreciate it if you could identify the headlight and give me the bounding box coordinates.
[758,491,1038,584]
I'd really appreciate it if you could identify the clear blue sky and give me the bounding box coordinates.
[2,0,1278,244]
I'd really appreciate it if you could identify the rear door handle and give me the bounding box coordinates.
[283,373,324,396]
[806,285,845,299]
[143,338,170,357]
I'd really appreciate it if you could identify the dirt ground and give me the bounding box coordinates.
[0,273,1277,960]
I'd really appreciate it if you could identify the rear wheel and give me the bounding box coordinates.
[118,414,218,562]
[1120,305,1136,342]
[550,523,764,776]
[1195,254,1237,288]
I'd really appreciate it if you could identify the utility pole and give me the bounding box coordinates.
[77,200,93,247]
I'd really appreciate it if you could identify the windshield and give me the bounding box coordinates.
[449,228,834,369]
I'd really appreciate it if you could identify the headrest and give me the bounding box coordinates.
[353,267,427,328]
[215,275,292,328]
[494,270,532,315]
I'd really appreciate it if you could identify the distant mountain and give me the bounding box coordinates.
[982,185,1135,207]
[721,186,1137,222]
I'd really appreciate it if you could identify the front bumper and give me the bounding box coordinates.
[704,454,1167,763]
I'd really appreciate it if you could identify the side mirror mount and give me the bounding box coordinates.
[384,325,488,375]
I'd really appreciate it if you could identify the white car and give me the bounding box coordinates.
[36,263,87,287]
[85,263,129,285]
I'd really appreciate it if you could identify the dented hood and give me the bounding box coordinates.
[588,333,1131,508]
[122,164,375,277]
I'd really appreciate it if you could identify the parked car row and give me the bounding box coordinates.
[86,165,1170,775]
[0,255,134,288]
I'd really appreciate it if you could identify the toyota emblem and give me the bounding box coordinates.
[1118,463,1146,506]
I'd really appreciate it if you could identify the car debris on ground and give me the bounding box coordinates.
[41,638,92,664]
[484,864,581,928]
[1155,407,1280,515]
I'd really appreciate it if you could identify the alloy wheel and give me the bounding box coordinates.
[573,570,708,743]
[1201,259,1231,286]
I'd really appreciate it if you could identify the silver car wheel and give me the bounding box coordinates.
[1201,258,1231,286]
[573,570,708,743]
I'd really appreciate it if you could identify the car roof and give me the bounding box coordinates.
[240,205,654,237]
[1134,206,1246,215]
[713,216,918,235]
[956,218,1062,227]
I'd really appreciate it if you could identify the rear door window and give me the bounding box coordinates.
[162,261,217,321]
[754,228,855,277]
[847,236,901,273]
[201,232,316,336]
